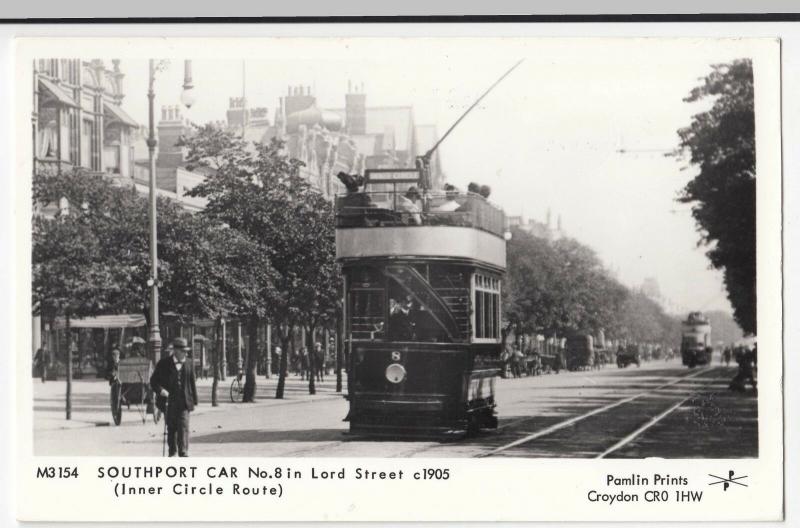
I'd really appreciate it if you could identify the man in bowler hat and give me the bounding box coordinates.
[150,337,198,457]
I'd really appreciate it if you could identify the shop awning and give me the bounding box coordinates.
[53,314,146,330]
[38,77,78,108]
[104,101,139,128]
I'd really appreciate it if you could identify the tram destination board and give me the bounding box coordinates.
[12,26,786,524]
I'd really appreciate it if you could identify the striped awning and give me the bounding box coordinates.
[104,102,139,128]
[38,77,78,108]
[53,314,146,330]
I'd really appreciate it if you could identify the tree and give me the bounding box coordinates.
[675,59,755,334]
[503,227,682,348]
[184,129,339,400]
[32,177,119,419]
[163,214,276,406]
[617,291,673,344]
[504,228,626,339]
[32,168,275,412]
[33,169,196,334]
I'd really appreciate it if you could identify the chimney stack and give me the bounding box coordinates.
[157,105,189,170]
[284,84,316,119]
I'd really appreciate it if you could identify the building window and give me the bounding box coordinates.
[68,109,79,165]
[81,119,92,168]
[474,273,501,340]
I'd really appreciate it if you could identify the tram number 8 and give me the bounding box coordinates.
[414,468,450,480]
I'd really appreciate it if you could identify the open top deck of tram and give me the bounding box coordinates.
[334,169,507,273]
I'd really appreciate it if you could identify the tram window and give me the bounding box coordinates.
[350,266,383,287]
[350,290,385,341]
[474,273,501,340]
[387,279,451,343]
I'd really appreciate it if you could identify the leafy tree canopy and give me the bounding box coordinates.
[504,227,677,345]
[676,58,755,334]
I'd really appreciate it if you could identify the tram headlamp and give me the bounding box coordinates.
[504,231,513,241]
[385,363,407,384]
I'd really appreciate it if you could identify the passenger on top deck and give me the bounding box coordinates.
[456,182,482,217]
[337,171,370,204]
[431,184,462,213]
[336,171,375,226]
[397,186,423,225]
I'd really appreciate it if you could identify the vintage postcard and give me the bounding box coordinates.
[13,31,783,522]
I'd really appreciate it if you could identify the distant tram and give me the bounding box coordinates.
[335,168,508,437]
[680,311,712,367]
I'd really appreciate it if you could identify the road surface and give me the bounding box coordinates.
[33,360,757,458]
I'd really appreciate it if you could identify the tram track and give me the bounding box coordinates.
[268,365,726,459]
[477,366,721,458]
[594,368,730,458]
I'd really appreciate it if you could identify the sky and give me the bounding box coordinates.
[109,37,754,315]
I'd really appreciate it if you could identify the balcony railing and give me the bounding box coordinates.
[34,158,73,175]
[336,190,506,238]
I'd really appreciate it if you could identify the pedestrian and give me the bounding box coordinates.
[500,346,511,378]
[107,346,121,384]
[723,347,732,366]
[291,348,301,377]
[729,346,757,395]
[274,346,282,375]
[299,347,309,381]
[33,347,47,383]
[314,342,325,382]
[511,344,524,378]
[531,351,542,376]
[150,337,199,457]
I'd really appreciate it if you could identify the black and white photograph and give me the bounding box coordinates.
[26,38,769,459]
[9,28,786,522]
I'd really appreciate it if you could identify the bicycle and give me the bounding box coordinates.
[230,370,245,403]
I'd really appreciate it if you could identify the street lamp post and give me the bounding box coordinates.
[147,59,162,365]
[147,59,196,368]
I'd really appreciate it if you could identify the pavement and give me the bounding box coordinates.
[32,360,758,458]
[33,372,345,432]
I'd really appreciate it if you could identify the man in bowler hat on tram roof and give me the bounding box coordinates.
[150,337,199,457]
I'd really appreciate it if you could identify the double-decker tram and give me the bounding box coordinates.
[681,311,712,367]
[335,168,508,437]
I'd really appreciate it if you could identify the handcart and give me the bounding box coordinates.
[109,357,159,425]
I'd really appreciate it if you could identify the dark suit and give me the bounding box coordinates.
[150,355,198,456]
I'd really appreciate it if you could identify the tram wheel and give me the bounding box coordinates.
[110,382,122,426]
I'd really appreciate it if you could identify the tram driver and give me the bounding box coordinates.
[389,296,415,341]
